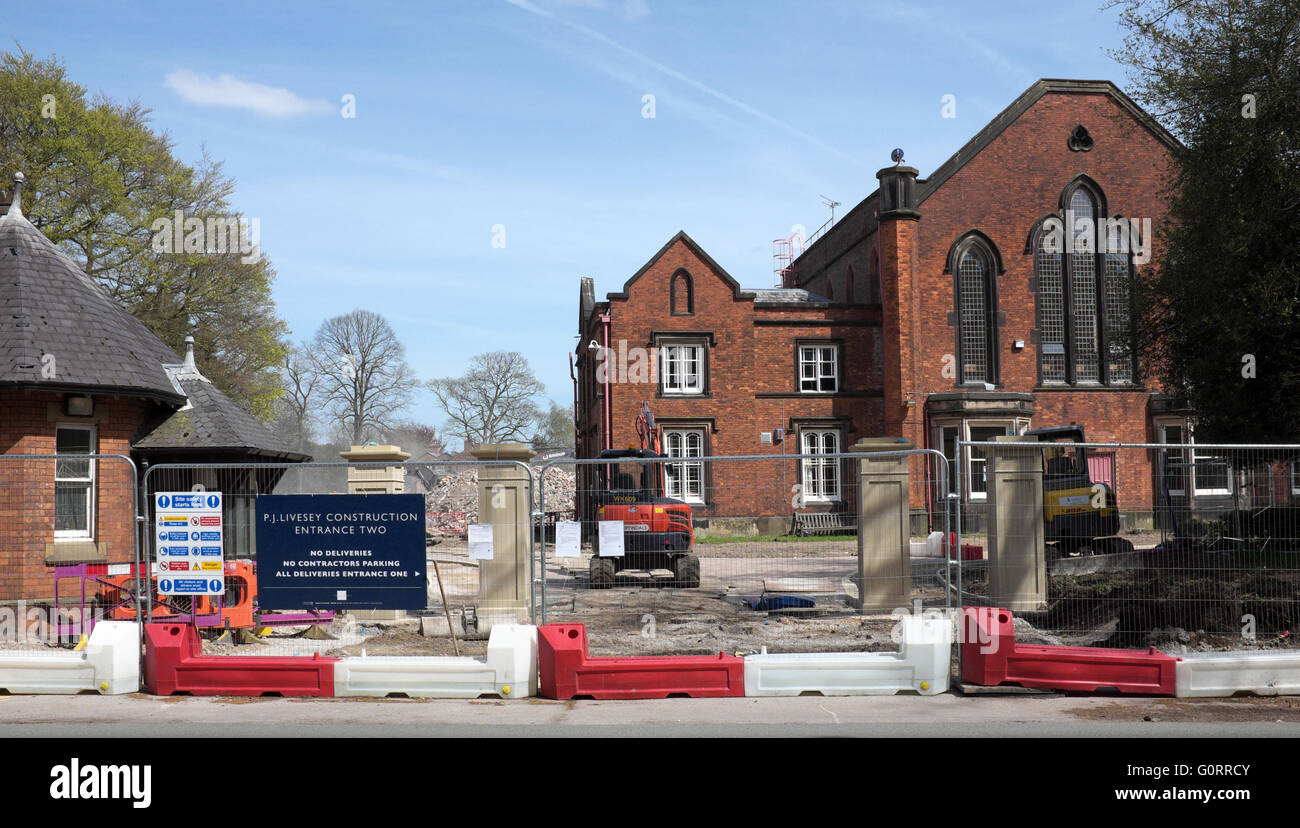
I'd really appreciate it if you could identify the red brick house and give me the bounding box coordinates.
[575,231,880,531]
[575,79,1216,532]
[0,174,306,604]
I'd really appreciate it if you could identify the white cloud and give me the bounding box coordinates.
[163,70,333,119]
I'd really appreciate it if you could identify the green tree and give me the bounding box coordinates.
[0,48,287,418]
[1110,0,1300,444]
[531,400,575,451]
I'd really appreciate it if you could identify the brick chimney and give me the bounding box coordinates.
[876,159,921,440]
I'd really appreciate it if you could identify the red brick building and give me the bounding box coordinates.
[575,79,1254,532]
[575,231,882,531]
[0,174,306,604]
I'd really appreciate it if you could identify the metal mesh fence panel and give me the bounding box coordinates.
[955,441,1300,656]
[0,454,141,653]
[141,460,532,658]
[537,450,953,657]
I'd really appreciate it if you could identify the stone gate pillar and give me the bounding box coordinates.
[339,443,411,621]
[470,443,533,627]
[849,437,913,611]
[987,435,1046,610]
[339,443,410,494]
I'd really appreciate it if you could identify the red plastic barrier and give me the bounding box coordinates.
[961,607,1176,695]
[539,623,743,699]
[145,623,337,697]
[944,532,984,561]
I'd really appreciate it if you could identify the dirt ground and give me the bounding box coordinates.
[536,545,955,656]
[15,530,1290,663]
[1067,695,1300,722]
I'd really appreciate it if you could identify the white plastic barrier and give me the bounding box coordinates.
[334,624,538,698]
[0,621,140,694]
[744,615,952,697]
[1175,651,1300,698]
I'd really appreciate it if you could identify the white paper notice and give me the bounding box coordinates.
[468,523,495,560]
[597,520,625,557]
[555,521,582,558]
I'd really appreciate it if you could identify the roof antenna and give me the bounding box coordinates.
[819,194,840,225]
[8,171,24,217]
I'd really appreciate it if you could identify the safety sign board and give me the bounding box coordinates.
[154,492,224,595]
[255,493,426,610]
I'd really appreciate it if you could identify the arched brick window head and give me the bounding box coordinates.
[1033,177,1135,386]
[945,231,1003,387]
[670,270,694,315]
[845,263,856,304]
[957,248,993,383]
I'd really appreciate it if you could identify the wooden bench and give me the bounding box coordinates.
[792,511,857,536]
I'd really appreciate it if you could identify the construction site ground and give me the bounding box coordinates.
[7,528,1287,662]
[196,527,1287,660]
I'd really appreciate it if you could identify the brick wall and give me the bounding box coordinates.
[795,88,1178,511]
[577,86,1182,522]
[0,389,150,602]
[577,235,885,519]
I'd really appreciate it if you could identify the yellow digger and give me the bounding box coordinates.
[1025,426,1135,557]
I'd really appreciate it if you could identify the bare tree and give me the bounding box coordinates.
[428,351,545,448]
[312,310,419,445]
[272,342,320,454]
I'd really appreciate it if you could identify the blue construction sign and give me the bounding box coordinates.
[254,493,427,610]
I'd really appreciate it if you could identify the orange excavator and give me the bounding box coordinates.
[591,402,699,588]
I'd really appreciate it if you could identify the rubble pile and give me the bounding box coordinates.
[425,470,477,535]
[536,465,576,516]
[423,465,576,536]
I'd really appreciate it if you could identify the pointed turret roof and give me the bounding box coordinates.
[0,173,185,403]
[0,173,306,461]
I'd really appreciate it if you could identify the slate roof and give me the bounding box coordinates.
[751,288,833,305]
[133,348,308,459]
[1,176,306,461]
[0,183,186,403]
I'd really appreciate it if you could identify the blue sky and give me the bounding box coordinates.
[6,0,1140,440]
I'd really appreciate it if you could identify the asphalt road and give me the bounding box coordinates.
[4,692,1299,738]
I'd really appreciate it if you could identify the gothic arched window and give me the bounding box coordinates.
[948,234,1001,385]
[670,269,693,315]
[1031,177,1135,385]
